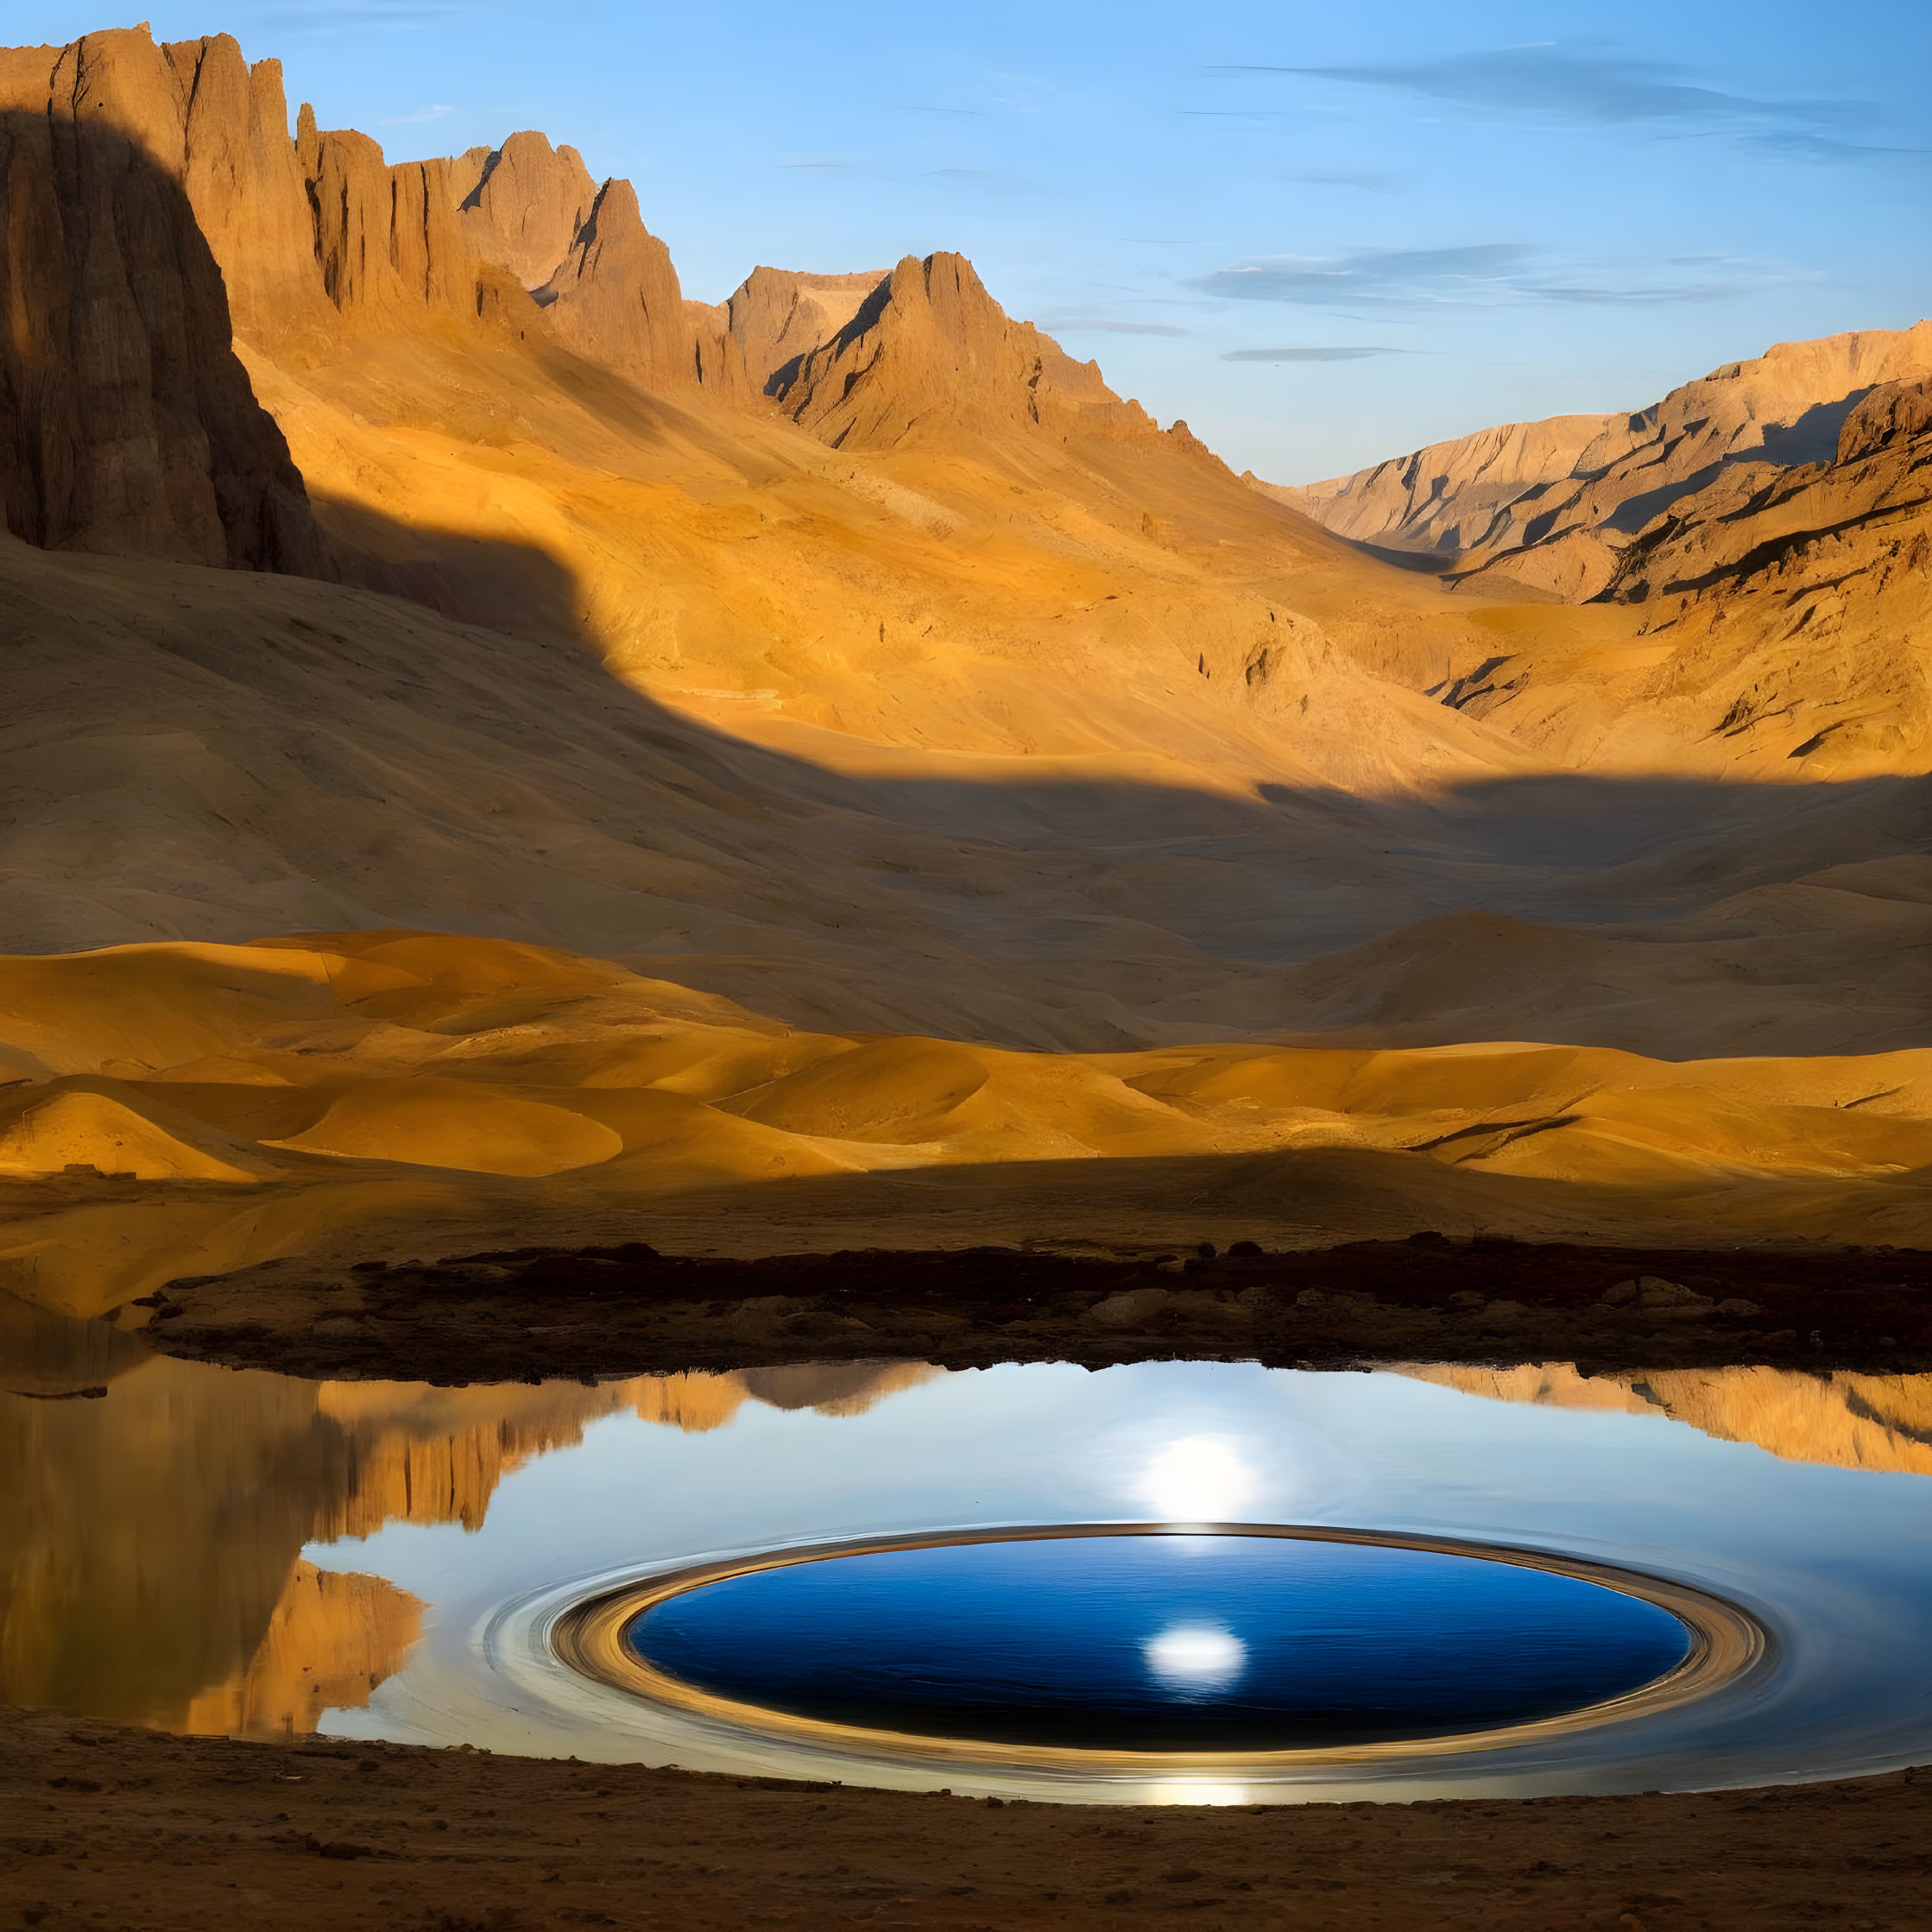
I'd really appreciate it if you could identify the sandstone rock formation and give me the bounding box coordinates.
[1423,371,1932,776]
[536,176,711,392]
[177,1558,423,1742]
[1252,414,1619,560]
[294,109,479,323]
[0,27,325,571]
[0,16,1927,1274]
[1274,323,1932,599]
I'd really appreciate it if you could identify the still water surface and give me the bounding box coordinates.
[627,1531,1695,1749]
[7,1308,1932,1802]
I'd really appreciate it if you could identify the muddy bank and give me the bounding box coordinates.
[141,1237,1932,1383]
[3,1703,1929,1931]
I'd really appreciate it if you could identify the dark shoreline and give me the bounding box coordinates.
[143,1236,1932,1384]
[3,1703,1929,1931]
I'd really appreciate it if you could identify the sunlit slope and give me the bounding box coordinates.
[241,325,1535,797]
[1,932,1924,1314]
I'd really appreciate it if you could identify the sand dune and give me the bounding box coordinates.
[1,932,1923,1314]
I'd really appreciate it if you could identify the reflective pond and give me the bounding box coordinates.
[7,1296,1932,1802]
[622,1530,1697,1750]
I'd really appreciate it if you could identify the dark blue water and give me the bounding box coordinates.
[627,1533,1693,1750]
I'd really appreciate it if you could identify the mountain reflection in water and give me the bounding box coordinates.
[0,1294,935,1739]
[9,1289,1932,1763]
[1399,1364,1932,1477]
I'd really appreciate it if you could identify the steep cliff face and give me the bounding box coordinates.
[1279,323,1932,600]
[772,251,1164,451]
[0,27,326,571]
[0,1318,941,1736]
[294,110,480,324]
[177,1559,422,1742]
[162,35,330,346]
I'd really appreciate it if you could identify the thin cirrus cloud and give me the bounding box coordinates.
[1222,346,1402,362]
[1195,243,1535,307]
[1732,130,1932,167]
[1194,243,1754,310]
[1215,48,1849,131]
[1041,316,1191,337]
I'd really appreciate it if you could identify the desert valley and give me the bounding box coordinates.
[2,17,1930,1931]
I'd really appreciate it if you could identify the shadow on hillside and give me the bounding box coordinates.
[10,475,1928,1055]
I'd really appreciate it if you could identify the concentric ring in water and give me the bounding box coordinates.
[553,1523,1767,1773]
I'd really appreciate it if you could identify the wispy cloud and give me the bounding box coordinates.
[1042,316,1191,337]
[1215,48,1849,130]
[1196,243,1534,308]
[1194,243,1780,311]
[1223,345,1404,362]
[1733,130,1932,167]
[379,104,453,125]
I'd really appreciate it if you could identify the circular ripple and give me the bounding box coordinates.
[554,1524,1768,1774]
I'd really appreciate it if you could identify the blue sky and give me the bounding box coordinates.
[27,2,1932,479]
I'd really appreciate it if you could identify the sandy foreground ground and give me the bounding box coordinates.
[3,1703,1928,1932]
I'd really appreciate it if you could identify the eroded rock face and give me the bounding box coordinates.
[0,28,326,571]
[165,35,329,345]
[771,251,1164,451]
[1836,377,1932,465]
[295,109,478,321]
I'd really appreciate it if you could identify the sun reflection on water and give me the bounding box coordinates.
[1144,1622,1247,1691]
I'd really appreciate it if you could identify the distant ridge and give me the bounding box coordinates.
[1264,322,1932,599]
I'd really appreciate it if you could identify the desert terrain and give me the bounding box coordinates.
[1,18,1929,1929]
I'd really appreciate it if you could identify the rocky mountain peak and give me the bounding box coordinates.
[770,249,1157,451]
[454,129,597,290]
[534,174,706,392]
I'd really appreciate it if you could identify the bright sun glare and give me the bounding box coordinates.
[1139,1435,1256,1522]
